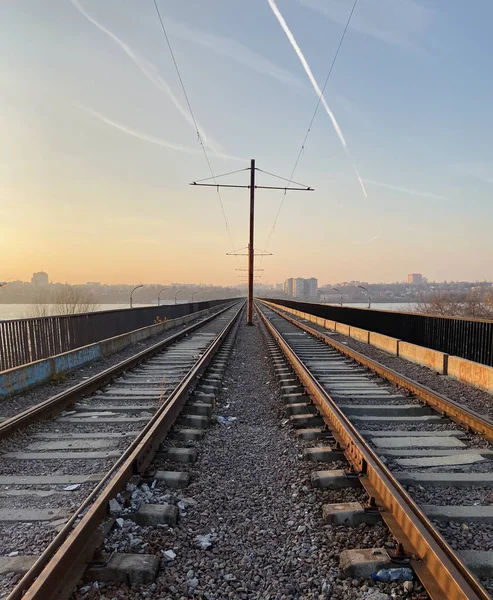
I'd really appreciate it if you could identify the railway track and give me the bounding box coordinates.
[257,300,493,600]
[0,300,243,600]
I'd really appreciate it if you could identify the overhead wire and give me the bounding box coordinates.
[192,167,250,184]
[255,168,312,189]
[152,0,238,259]
[262,0,360,258]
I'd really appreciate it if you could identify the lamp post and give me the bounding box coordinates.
[158,287,169,306]
[191,291,199,303]
[130,284,144,309]
[357,285,371,309]
[331,287,343,306]
[174,290,182,305]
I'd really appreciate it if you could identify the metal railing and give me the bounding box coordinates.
[263,298,493,367]
[0,299,238,372]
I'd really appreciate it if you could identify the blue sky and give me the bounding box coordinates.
[2,0,493,285]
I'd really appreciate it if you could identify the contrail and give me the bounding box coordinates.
[267,0,367,198]
[363,179,447,201]
[78,105,243,161]
[352,164,368,198]
[70,0,222,154]
[167,19,306,90]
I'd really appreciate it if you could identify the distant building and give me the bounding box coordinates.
[293,278,305,298]
[284,278,294,296]
[275,282,283,290]
[305,277,318,299]
[31,272,49,286]
[408,273,423,285]
[284,277,318,298]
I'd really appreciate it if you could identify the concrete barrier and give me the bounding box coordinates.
[448,356,493,394]
[369,332,400,356]
[349,327,370,344]
[335,322,350,336]
[398,341,448,374]
[264,300,493,392]
[0,306,220,399]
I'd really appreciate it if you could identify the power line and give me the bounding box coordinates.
[263,0,359,253]
[192,159,311,323]
[255,168,312,188]
[192,168,250,184]
[152,0,238,257]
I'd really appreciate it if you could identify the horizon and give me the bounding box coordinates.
[4,276,493,287]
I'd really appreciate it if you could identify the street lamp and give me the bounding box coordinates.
[331,287,343,306]
[158,287,169,306]
[357,285,371,309]
[174,290,182,304]
[190,291,199,303]
[130,284,144,309]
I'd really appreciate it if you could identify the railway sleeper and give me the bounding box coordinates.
[258,301,493,592]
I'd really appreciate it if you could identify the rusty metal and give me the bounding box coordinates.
[0,299,238,372]
[263,297,493,367]
[256,301,489,600]
[8,302,243,600]
[248,158,255,326]
[261,300,493,444]
[0,303,238,440]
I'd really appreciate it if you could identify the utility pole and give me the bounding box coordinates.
[191,159,313,325]
[248,159,255,325]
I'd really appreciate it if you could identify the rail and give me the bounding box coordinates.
[8,301,244,600]
[0,298,240,371]
[262,297,493,367]
[256,300,489,600]
[0,301,237,440]
[262,300,493,443]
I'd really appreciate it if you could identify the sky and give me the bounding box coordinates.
[2,0,493,286]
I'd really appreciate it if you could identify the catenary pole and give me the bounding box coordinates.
[248,159,255,325]
[191,160,313,325]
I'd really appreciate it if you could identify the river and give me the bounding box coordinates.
[331,302,418,312]
[0,301,418,321]
[0,302,187,321]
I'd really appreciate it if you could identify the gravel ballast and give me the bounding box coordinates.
[0,310,220,420]
[290,313,493,421]
[73,318,428,600]
[0,310,235,596]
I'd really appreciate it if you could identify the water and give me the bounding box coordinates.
[336,302,418,313]
[0,301,418,321]
[0,302,185,321]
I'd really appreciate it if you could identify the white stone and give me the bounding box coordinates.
[195,533,213,549]
[397,454,485,468]
[372,437,465,449]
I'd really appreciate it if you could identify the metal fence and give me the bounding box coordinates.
[265,298,493,367]
[0,299,238,372]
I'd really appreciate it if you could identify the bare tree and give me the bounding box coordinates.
[26,289,53,318]
[26,285,99,317]
[415,290,493,319]
[52,285,99,315]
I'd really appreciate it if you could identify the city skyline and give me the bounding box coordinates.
[3,2,493,284]
[6,270,493,289]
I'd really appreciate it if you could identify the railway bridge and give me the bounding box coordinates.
[1,298,493,600]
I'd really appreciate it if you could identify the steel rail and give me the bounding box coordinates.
[0,301,238,440]
[262,300,493,443]
[256,301,489,600]
[7,301,244,600]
